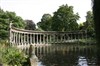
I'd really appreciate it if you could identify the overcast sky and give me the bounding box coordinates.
[0,0,92,24]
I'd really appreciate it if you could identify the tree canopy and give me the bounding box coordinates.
[37,4,80,31]
[37,14,52,31]
[0,8,25,40]
[25,20,36,30]
[82,11,95,37]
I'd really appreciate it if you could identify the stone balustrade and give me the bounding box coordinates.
[9,24,87,46]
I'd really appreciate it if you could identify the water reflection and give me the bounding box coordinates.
[19,44,97,66]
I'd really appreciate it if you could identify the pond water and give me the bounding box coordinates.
[20,44,97,66]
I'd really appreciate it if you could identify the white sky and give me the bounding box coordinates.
[0,0,92,24]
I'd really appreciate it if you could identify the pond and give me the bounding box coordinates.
[20,44,97,66]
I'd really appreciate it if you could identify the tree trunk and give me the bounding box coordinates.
[93,0,100,65]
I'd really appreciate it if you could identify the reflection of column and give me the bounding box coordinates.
[29,45,38,66]
[43,46,45,55]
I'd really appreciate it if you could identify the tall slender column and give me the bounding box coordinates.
[43,34,45,44]
[78,32,80,40]
[69,33,71,40]
[33,34,35,44]
[18,33,20,45]
[37,34,38,44]
[47,34,48,44]
[74,33,76,40]
[13,32,15,44]
[53,34,55,43]
[27,34,29,45]
[21,33,23,45]
[20,33,22,45]
[40,34,41,44]
[30,34,32,44]
[16,33,18,45]
[50,34,52,44]
[64,34,66,41]
[61,34,63,43]
[15,33,16,44]
[24,33,25,45]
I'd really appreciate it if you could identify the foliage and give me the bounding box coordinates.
[0,44,27,66]
[0,8,25,40]
[37,14,52,31]
[83,11,95,38]
[37,4,79,31]
[25,20,36,30]
[51,4,79,31]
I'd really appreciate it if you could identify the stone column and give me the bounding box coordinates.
[36,34,38,44]
[16,33,18,44]
[61,34,63,43]
[15,33,17,45]
[13,32,15,44]
[30,34,32,44]
[46,34,48,44]
[53,34,55,43]
[43,34,45,44]
[50,34,52,44]
[18,33,20,45]
[21,33,23,45]
[40,34,41,44]
[27,34,29,45]
[33,34,35,44]
[24,33,26,45]
[74,33,76,40]
[70,33,72,40]
[63,34,66,42]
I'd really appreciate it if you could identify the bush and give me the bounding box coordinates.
[0,44,27,66]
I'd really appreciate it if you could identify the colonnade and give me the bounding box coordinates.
[10,27,87,46]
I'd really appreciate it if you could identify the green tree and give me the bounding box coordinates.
[37,14,52,31]
[51,4,79,31]
[25,20,36,30]
[84,11,95,37]
[0,8,25,40]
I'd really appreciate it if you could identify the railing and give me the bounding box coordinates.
[9,23,87,46]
